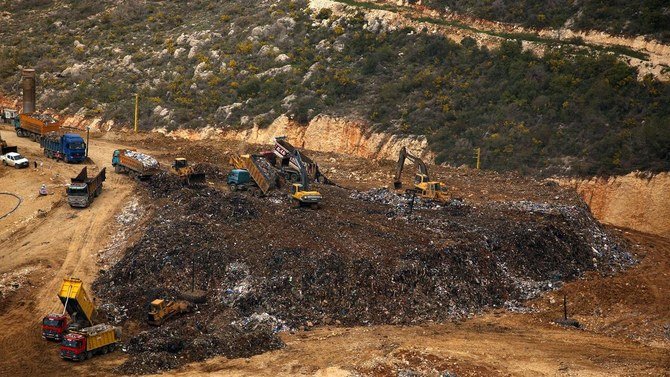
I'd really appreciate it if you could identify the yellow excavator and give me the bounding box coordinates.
[172,158,206,186]
[393,147,448,201]
[290,151,322,208]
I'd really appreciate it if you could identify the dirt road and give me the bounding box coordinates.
[0,128,137,375]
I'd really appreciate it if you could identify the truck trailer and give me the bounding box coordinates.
[59,324,121,361]
[66,167,106,208]
[14,113,61,141]
[40,133,86,163]
[112,149,160,179]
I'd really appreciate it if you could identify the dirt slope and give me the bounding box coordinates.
[561,173,670,238]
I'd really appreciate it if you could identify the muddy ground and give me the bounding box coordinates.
[0,127,668,376]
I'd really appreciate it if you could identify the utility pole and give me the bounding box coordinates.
[85,126,90,158]
[134,93,139,133]
[474,147,481,170]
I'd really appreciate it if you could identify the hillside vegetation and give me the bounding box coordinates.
[423,0,670,43]
[0,0,668,176]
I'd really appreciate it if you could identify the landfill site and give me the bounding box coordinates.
[1,72,670,377]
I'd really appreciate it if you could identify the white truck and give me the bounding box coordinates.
[1,152,29,168]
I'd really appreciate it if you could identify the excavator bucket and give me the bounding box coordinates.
[393,180,402,190]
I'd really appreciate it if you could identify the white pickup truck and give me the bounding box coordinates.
[1,152,29,168]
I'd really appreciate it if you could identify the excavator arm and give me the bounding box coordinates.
[393,147,429,189]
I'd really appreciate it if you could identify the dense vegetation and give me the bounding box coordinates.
[0,0,668,176]
[423,0,670,43]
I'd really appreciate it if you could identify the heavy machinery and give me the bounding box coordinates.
[147,299,192,326]
[272,136,327,183]
[0,130,18,155]
[229,153,278,196]
[290,151,322,208]
[42,278,97,341]
[172,158,206,186]
[112,149,160,180]
[40,133,87,163]
[393,146,448,201]
[59,324,121,361]
[66,167,106,208]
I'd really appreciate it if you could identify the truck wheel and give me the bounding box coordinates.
[101,346,108,355]
[114,165,121,173]
[87,351,93,360]
[229,184,237,192]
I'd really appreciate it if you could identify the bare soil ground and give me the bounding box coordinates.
[0,128,668,376]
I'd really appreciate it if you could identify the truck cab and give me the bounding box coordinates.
[42,314,68,341]
[60,133,86,163]
[111,149,121,166]
[60,333,88,361]
[66,183,90,206]
[227,169,251,190]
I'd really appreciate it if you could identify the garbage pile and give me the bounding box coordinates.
[124,150,159,168]
[94,180,633,373]
[350,188,443,211]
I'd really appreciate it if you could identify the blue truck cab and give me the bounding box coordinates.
[227,169,253,191]
[41,133,86,163]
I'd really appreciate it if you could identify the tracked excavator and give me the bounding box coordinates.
[393,146,448,201]
[291,150,322,208]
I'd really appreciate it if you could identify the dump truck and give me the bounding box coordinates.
[290,151,322,208]
[40,133,87,163]
[272,136,326,183]
[67,167,106,208]
[112,149,160,179]
[172,158,206,186]
[60,324,121,361]
[42,278,96,341]
[229,153,278,196]
[147,299,192,326]
[14,113,62,141]
[393,146,448,201]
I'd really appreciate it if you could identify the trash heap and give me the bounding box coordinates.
[95,181,633,374]
[124,150,159,168]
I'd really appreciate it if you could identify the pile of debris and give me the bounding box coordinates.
[94,179,633,373]
[124,150,159,168]
[350,187,444,211]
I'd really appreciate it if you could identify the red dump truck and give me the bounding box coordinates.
[59,324,121,361]
[112,149,160,179]
[67,167,106,208]
[42,278,96,341]
[14,113,61,141]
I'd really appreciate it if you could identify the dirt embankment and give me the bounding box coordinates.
[161,114,435,162]
[560,173,670,238]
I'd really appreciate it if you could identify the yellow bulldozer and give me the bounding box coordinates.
[172,158,206,186]
[393,147,448,201]
[147,299,192,326]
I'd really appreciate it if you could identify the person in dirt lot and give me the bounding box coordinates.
[39,184,47,196]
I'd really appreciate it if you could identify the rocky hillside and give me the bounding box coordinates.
[0,0,669,176]
[420,0,670,43]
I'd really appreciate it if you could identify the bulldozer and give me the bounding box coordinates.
[147,299,192,326]
[393,147,448,201]
[172,158,206,186]
[290,151,322,208]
